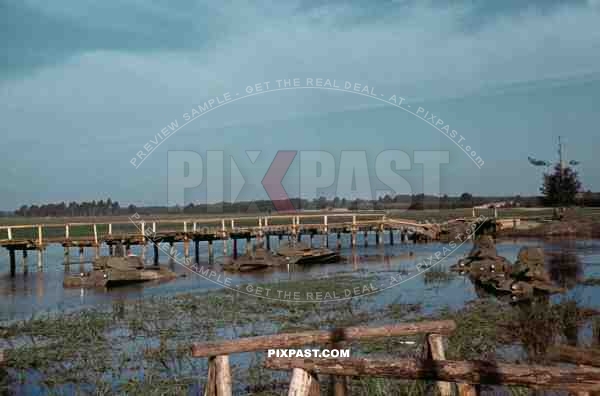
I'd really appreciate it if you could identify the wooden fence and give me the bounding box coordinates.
[191,320,600,396]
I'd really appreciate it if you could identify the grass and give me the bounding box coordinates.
[2,275,600,395]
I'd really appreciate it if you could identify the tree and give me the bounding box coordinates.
[540,163,581,207]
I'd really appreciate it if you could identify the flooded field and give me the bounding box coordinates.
[1,237,600,395]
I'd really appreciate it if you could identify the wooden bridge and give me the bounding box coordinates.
[0,212,447,276]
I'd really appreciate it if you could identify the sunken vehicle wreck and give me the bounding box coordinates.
[222,242,342,272]
[451,236,565,302]
[64,256,177,288]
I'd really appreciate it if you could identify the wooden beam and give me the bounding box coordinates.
[547,345,600,367]
[264,357,600,392]
[191,321,456,357]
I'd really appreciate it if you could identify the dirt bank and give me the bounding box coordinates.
[498,210,600,239]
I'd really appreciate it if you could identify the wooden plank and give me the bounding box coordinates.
[191,320,456,357]
[547,345,600,367]
[427,334,453,396]
[288,368,320,396]
[264,357,600,392]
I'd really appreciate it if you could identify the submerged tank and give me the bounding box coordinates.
[64,256,177,288]
[276,242,341,265]
[222,248,290,272]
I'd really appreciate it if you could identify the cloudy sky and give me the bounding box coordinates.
[1,0,599,209]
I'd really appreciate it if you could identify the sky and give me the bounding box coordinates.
[1,0,600,209]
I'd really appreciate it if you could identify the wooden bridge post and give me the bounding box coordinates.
[245,237,251,255]
[258,217,263,248]
[65,224,70,239]
[153,243,159,266]
[363,230,368,247]
[207,240,213,263]
[37,249,43,268]
[184,221,187,233]
[288,368,320,396]
[108,223,112,236]
[22,249,28,274]
[184,238,190,258]
[221,220,228,256]
[233,239,238,260]
[323,215,328,248]
[195,240,201,264]
[9,248,16,277]
[389,229,394,245]
[351,216,357,248]
[93,224,98,246]
[152,222,156,234]
[7,227,12,240]
[337,232,341,250]
[37,225,43,247]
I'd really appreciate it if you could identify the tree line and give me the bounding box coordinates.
[8,193,597,218]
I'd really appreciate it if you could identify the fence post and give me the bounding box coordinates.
[38,225,43,245]
[426,334,453,396]
[204,355,232,396]
[93,224,98,245]
[288,368,320,396]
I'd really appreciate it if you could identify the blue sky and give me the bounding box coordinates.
[1,0,599,209]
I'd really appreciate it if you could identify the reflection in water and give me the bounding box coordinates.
[547,250,583,289]
[514,296,557,361]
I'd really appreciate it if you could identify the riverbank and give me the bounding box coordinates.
[498,209,600,239]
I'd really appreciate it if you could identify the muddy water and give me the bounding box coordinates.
[1,236,600,322]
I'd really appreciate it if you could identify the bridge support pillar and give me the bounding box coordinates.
[376,231,381,246]
[364,231,369,247]
[9,248,16,277]
[22,249,28,275]
[233,239,238,260]
[108,244,114,256]
[195,240,201,264]
[153,243,159,266]
[266,235,271,251]
[351,231,356,248]
[125,243,131,256]
[245,237,252,255]
[309,234,313,248]
[207,240,213,263]
[184,239,190,258]
[337,233,341,250]
[390,229,394,245]
[37,248,43,268]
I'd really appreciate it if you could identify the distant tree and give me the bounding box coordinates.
[460,193,473,202]
[540,164,581,207]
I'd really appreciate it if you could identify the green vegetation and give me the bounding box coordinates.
[541,164,582,207]
[2,274,598,395]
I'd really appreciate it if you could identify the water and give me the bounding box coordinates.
[1,236,600,322]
